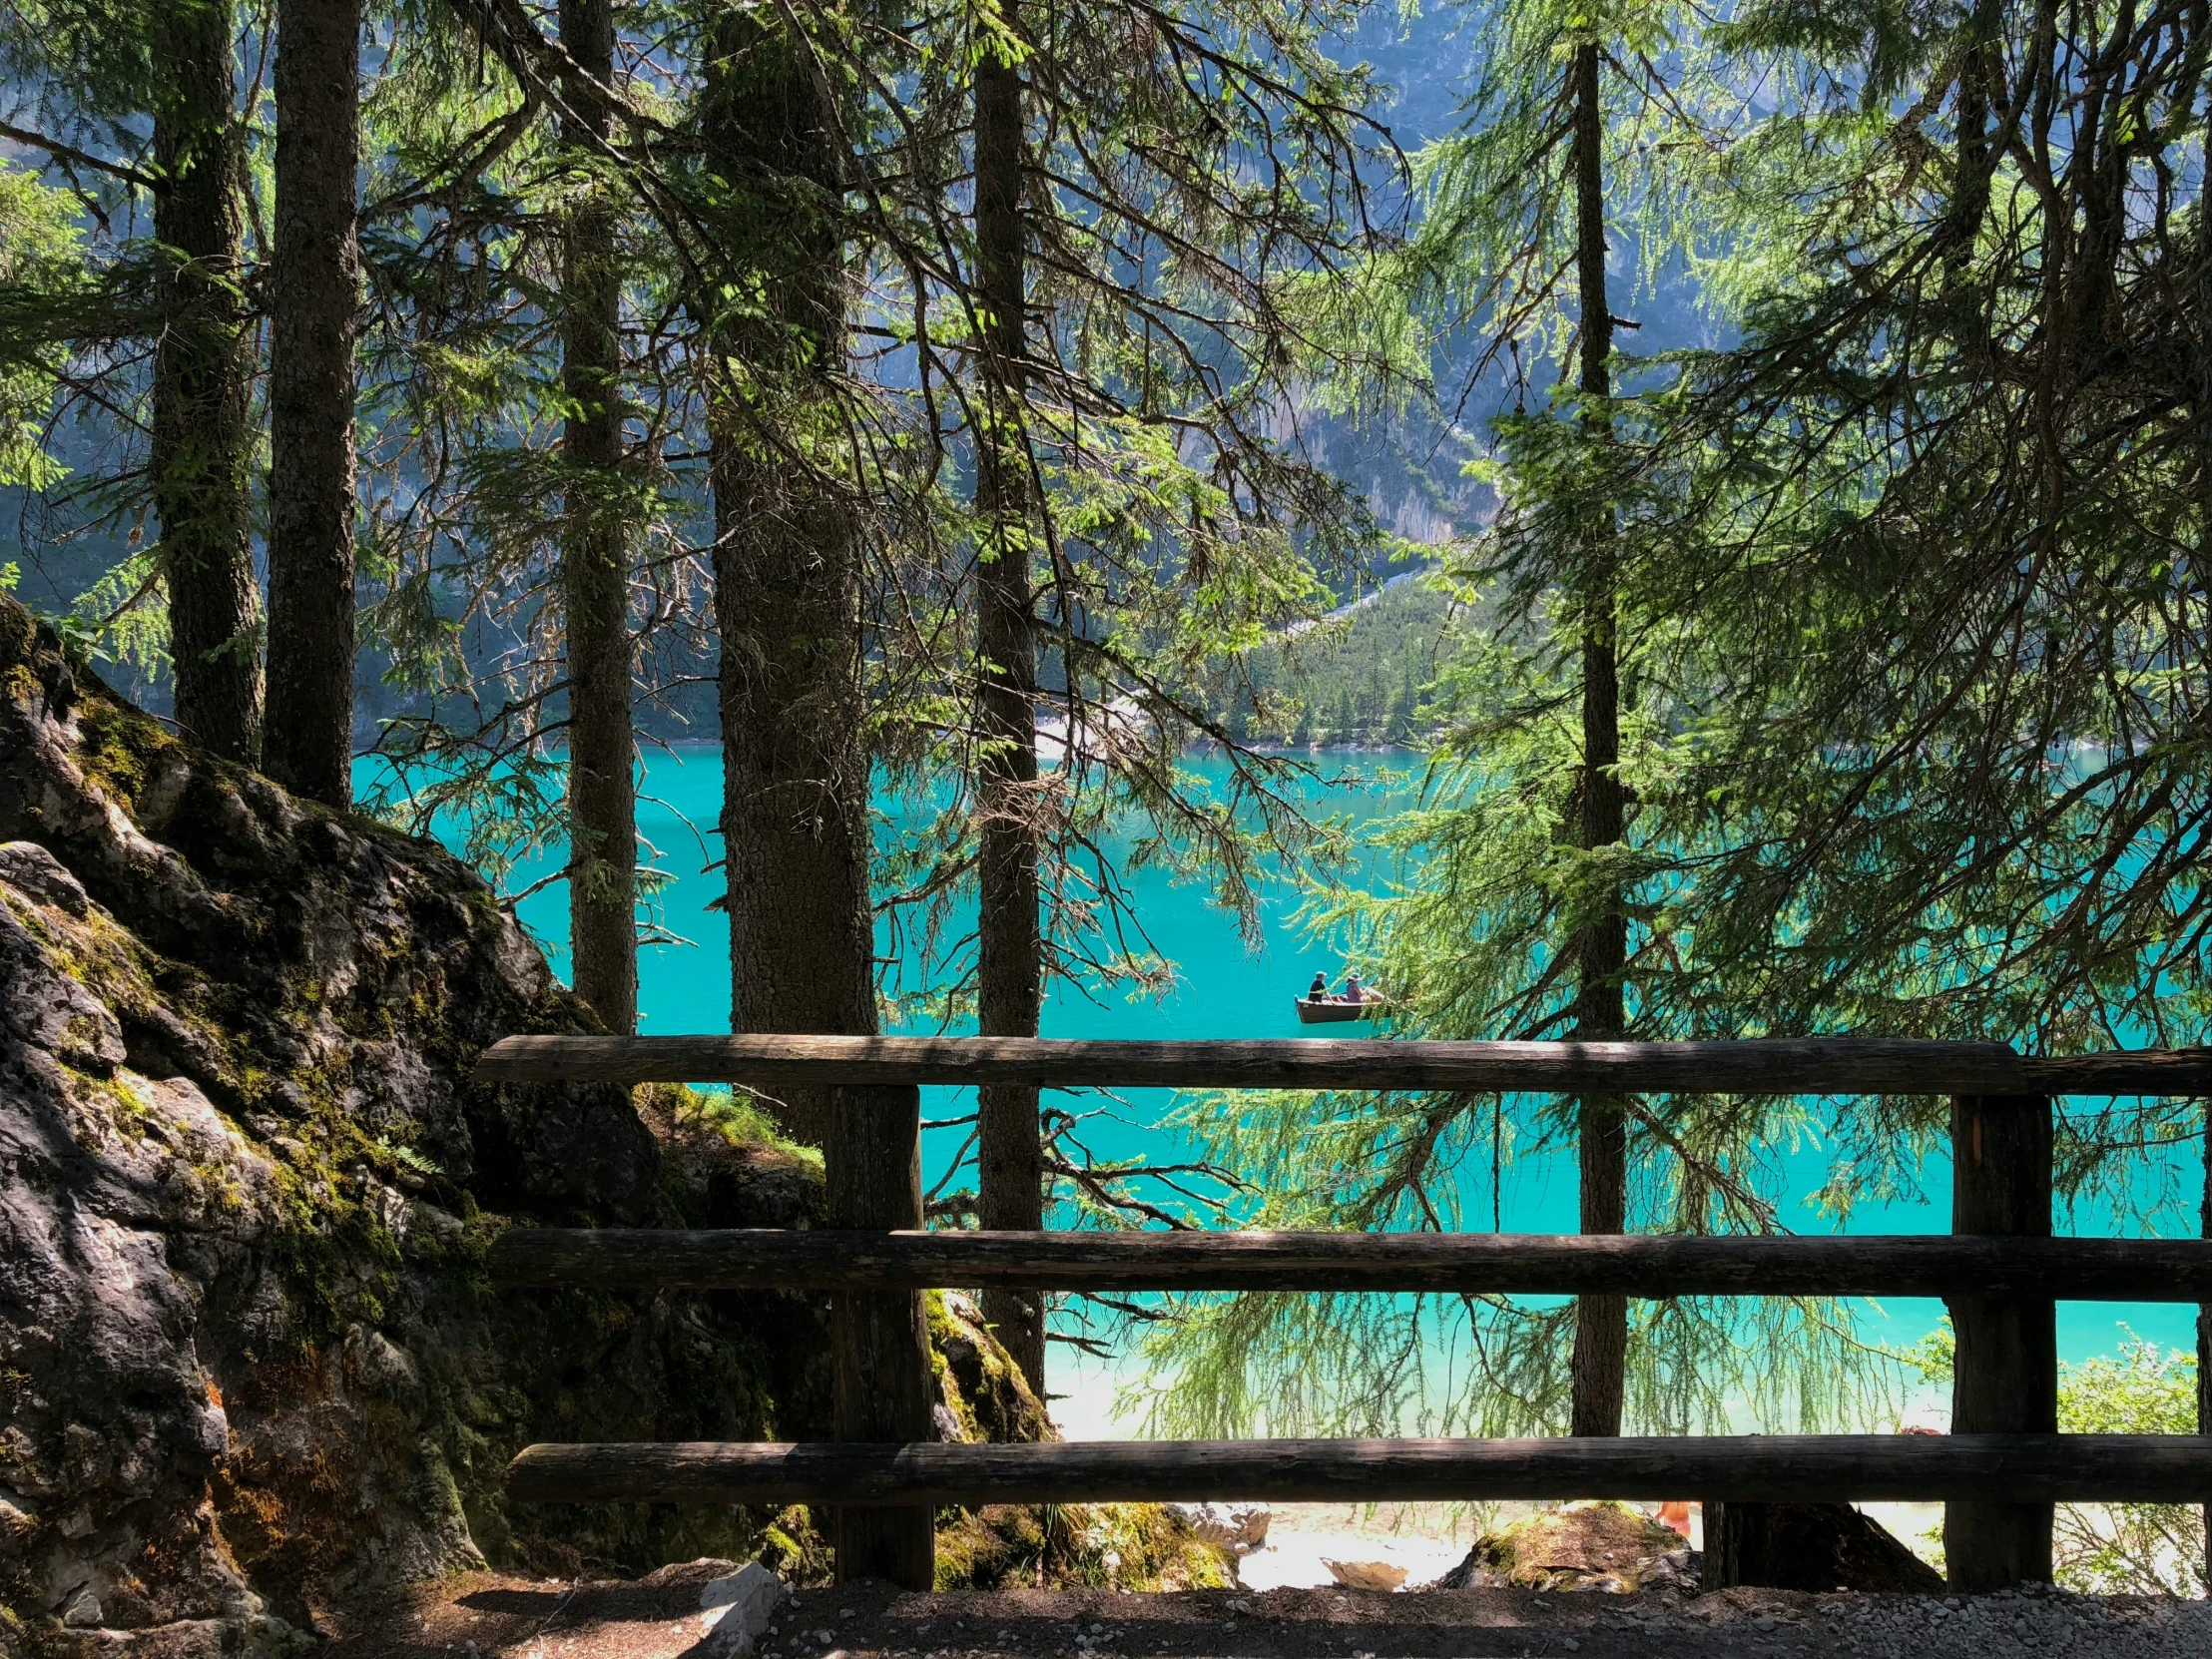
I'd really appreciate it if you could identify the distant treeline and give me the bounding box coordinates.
[1192,571,1458,749]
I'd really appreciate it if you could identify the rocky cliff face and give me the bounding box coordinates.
[0,597,855,1654]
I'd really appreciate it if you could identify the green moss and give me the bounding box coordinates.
[669,1084,823,1171]
[71,696,168,810]
[929,1291,1051,1444]
[933,1502,1232,1591]
[755,1505,834,1584]
[1462,1501,1683,1591]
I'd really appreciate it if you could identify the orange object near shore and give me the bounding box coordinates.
[1657,1500,1692,1537]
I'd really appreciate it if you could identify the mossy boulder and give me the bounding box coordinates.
[0,599,826,1653]
[933,1501,1233,1592]
[1438,1501,1694,1593]
[919,1292,1225,1590]
[0,596,1218,1654]
[928,1291,1052,1444]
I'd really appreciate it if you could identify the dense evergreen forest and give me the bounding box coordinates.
[3,0,2211,1583]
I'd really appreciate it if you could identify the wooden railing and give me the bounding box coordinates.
[477,1036,2212,1595]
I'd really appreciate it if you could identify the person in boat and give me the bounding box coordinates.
[1307,971,1331,1002]
[1343,971,1364,1003]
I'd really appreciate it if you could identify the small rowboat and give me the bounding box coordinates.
[1295,996,1378,1024]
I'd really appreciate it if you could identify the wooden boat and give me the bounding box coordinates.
[1295,996,1377,1024]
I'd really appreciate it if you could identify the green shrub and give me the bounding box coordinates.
[1907,1324,2204,1595]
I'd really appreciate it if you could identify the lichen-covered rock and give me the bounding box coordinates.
[0,599,841,1655]
[932,1501,1234,1593]
[929,1292,1053,1445]
[1433,1501,1694,1593]
[921,1292,1225,1592]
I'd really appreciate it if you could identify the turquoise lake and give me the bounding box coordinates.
[378,744,2203,1429]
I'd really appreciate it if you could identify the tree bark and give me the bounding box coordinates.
[971,29,1048,1400]
[702,12,876,1145]
[153,0,261,763]
[559,0,637,1033]
[1564,37,1629,1441]
[265,0,360,808]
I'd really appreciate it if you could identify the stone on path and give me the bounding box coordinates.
[1172,1502,1272,1554]
[700,1561,791,1656]
[1321,1558,1409,1592]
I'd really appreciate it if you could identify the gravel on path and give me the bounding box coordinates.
[327,1563,2212,1659]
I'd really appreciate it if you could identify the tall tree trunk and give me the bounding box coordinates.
[265,0,360,808]
[153,0,261,763]
[2185,228,2203,1601]
[559,0,637,1032]
[702,14,876,1145]
[1564,37,1629,1440]
[971,33,1047,1398]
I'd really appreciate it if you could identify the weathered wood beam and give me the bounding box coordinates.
[475,1034,2036,1092]
[505,1433,2212,1508]
[486,1227,2212,1301]
[2020,1050,2212,1095]
[474,1033,2212,1095]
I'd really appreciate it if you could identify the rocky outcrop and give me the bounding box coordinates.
[930,1292,1052,1446]
[0,598,849,1654]
[1431,1501,1699,1594]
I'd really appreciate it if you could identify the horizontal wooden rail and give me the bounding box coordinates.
[472,1034,2212,1095]
[488,1227,2212,1301]
[507,1433,2212,1507]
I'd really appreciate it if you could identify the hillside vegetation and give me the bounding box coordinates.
[1194,570,1463,748]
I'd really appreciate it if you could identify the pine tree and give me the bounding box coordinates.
[264,0,362,807]
[1561,30,1628,1438]
[700,3,878,1143]
[1135,0,1871,1446]
[152,0,261,761]
[970,4,1048,1393]
[1644,0,2212,1559]
[1384,676,1414,746]
[0,167,80,495]
[558,0,637,1032]
[877,0,1395,1386]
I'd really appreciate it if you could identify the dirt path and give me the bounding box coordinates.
[327,1561,2212,1659]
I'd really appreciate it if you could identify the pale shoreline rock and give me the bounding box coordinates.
[1170,1501,1271,1555]
[700,1561,791,1656]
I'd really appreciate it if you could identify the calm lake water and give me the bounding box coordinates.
[376,743,2202,1429]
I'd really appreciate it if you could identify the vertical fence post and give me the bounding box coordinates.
[1945,1092,2055,1590]
[829,1082,935,1589]
[1699,1502,1741,1590]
